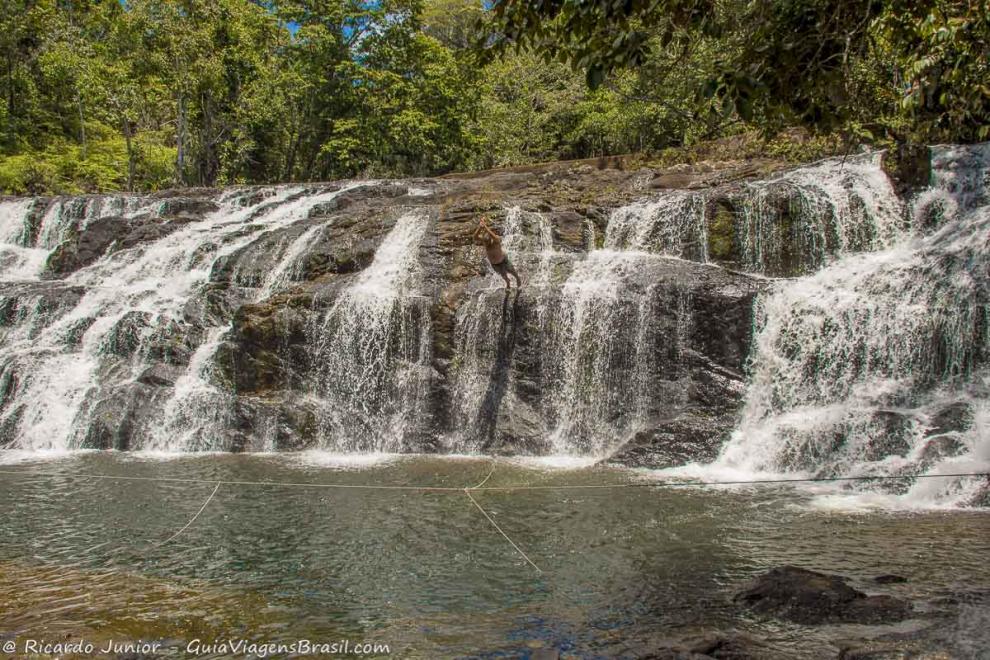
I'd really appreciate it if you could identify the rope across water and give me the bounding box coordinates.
[0,468,985,491]
[0,467,986,572]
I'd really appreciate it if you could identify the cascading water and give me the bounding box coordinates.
[447,204,703,457]
[0,185,363,451]
[145,185,360,452]
[257,224,326,299]
[603,191,708,259]
[730,153,906,274]
[0,145,985,508]
[543,249,687,455]
[540,199,712,456]
[707,144,990,507]
[445,207,559,452]
[604,154,905,275]
[309,211,432,452]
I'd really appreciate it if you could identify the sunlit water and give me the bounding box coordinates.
[0,452,986,658]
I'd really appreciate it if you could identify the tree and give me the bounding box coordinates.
[481,0,990,144]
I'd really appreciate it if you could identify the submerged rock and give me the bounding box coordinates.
[645,633,775,660]
[734,566,912,625]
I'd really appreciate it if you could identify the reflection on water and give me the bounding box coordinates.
[0,452,986,658]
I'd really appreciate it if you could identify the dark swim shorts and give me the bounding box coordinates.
[491,256,517,276]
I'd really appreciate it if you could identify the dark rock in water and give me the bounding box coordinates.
[918,435,966,467]
[608,415,731,468]
[862,410,915,461]
[926,401,974,437]
[645,633,774,660]
[734,566,912,624]
[882,144,931,197]
[157,196,219,217]
[45,215,119,276]
[874,574,908,584]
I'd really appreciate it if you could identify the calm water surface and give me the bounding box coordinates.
[0,452,987,658]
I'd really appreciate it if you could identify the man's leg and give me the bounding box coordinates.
[507,262,521,287]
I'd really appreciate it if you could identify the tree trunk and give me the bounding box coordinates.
[5,55,14,147]
[176,93,186,186]
[123,118,135,192]
[77,92,87,158]
[283,125,299,182]
[201,91,217,186]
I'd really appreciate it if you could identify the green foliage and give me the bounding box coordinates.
[0,129,176,194]
[878,0,990,142]
[5,0,977,195]
[484,0,989,145]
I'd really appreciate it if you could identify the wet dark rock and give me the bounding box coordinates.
[101,311,152,358]
[309,183,405,215]
[608,415,733,468]
[0,282,87,337]
[216,300,310,395]
[80,382,163,450]
[136,365,177,388]
[926,401,974,437]
[918,435,966,467]
[734,566,913,624]
[874,574,908,584]
[706,198,739,266]
[45,215,120,275]
[862,410,914,461]
[882,144,931,197]
[42,197,214,277]
[645,633,773,660]
[157,196,219,217]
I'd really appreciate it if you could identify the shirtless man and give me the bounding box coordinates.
[473,216,521,288]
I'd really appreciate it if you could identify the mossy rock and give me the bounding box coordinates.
[706,198,738,264]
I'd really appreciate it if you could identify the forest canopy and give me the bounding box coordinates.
[1,0,986,194]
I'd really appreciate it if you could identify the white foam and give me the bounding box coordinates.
[0,448,97,465]
[504,455,600,470]
[285,450,401,469]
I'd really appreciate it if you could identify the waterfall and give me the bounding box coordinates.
[0,144,985,498]
[446,204,702,457]
[603,191,708,259]
[257,224,326,299]
[0,196,153,282]
[144,325,236,452]
[604,154,905,275]
[445,207,559,452]
[541,205,700,456]
[0,185,354,450]
[309,211,432,452]
[0,199,46,282]
[145,186,358,452]
[709,144,990,507]
[544,250,676,454]
[730,153,906,274]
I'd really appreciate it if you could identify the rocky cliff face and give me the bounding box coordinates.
[0,151,929,466]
